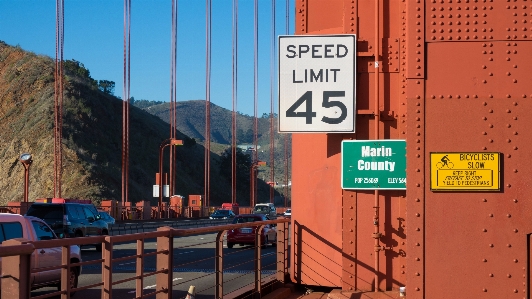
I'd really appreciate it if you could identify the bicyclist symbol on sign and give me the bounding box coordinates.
[436,155,454,169]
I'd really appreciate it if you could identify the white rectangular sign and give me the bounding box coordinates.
[278,35,356,132]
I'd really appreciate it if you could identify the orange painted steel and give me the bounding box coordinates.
[290,0,532,298]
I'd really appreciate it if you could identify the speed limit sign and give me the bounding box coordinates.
[278,35,356,133]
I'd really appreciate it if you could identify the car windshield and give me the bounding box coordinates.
[213,210,229,215]
[232,217,261,224]
[254,206,268,212]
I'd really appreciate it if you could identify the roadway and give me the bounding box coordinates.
[31,220,290,299]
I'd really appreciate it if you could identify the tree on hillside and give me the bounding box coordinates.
[98,80,115,95]
[218,147,252,184]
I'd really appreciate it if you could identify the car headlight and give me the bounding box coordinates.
[223,217,227,219]
[210,217,213,219]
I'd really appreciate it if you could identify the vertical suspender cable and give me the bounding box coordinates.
[54,0,64,199]
[269,0,276,204]
[251,0,258,207]
[122,0,131,205]
[231,0,238,204]
[204,0,212,208]
[283,0,289,207]
[169,0,178,198]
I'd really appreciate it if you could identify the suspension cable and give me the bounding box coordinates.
[169,0,178,197]
[284,0,289,207]
[251,0,258,207]
[204,0,212,208]
[231,0,238,204]
[269,0,276,204]
[54,0,64,199]
[122,0,131,204]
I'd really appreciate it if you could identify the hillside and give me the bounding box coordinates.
[0,41,279,206]
[133,100,292,185]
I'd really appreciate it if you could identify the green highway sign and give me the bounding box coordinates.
[341,140,406,190]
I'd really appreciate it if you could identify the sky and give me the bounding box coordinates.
[0,0,294,116]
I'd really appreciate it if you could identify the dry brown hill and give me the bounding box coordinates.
[0,41,281,206]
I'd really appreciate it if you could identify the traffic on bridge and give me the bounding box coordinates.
[1,0,532,299]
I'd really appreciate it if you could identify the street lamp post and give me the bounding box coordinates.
[158,138,183,211]
[19,153,32,203]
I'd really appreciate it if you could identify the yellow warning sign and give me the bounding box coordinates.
[430,152,500,191]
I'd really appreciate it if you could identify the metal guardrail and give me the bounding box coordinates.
[108,219,233,235]
[0,217,290,299]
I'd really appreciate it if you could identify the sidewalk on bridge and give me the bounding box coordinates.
[266,285,403,299]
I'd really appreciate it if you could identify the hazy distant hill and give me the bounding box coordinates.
[0,41,280,206]
[132,99,293,185]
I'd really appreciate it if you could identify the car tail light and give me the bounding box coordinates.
[63,215,71,226]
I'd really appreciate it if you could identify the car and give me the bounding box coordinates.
[252,203,277,218]
[210,209,236,220]
[226,214,277,248]
[283,208,291,217]
[0,213,82,294]
[26,202,109,251]
[98,210,115,225]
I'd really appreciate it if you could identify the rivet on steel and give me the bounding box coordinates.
[482,198,487,202]
[507,154,511,158]
[514,169,518,173]
[482,132,487,135]
[415,228,420,232]
[514,259,518,263]
[489,213,493,217]
[482,288,487,292]
[482,228,487,232]
[507,214,511,218]
[415,288,420,291]
[482,258,487,262]
[508,274,512,278]
[513,199,518,203]
[507,244,512,247]
[489,244,493,247]
[415,213,420,217]
[415,257,420,261]
[507,184,511,187]
[415,198,420,202]
[489,273,493,277]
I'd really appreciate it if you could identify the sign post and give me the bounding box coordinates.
[342,140,406,190]
[278,35,356,133]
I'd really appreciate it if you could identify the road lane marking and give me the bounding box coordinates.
[128,278,182,293]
